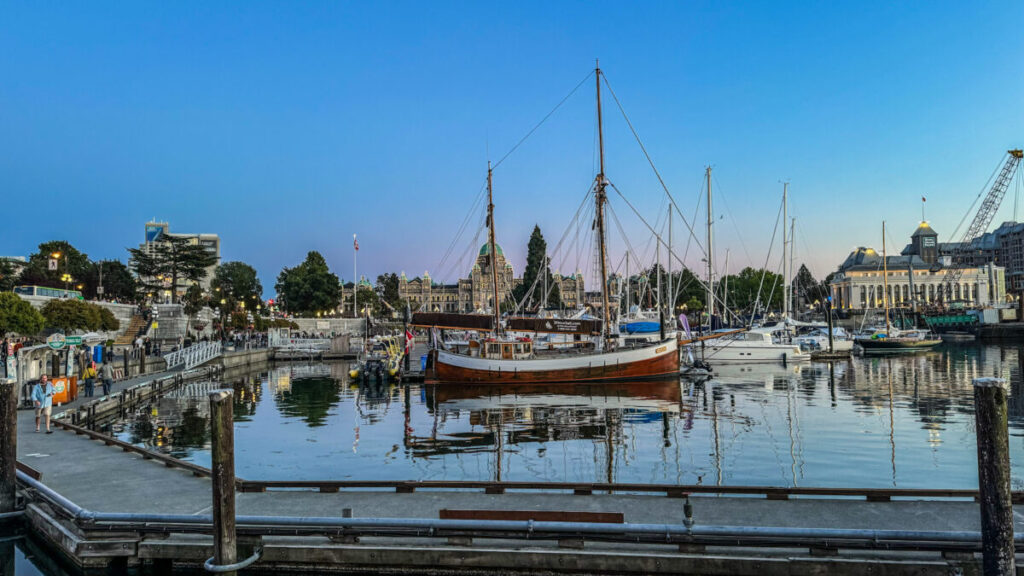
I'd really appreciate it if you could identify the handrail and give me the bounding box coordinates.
[54,419,218,481]
[237,479,1019,502]
[164,341,222,370]
[15,470,1024,554]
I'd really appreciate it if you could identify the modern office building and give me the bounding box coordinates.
[140,221,221,300]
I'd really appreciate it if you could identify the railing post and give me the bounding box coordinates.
[0,380,16,514]
[209,389,237,573]
[974,377,1015,576]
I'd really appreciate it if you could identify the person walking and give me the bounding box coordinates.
[100,362,114,396]
[32,375,55,434]
[82,362,97,397]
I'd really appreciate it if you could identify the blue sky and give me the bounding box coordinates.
[2,1,1022,294]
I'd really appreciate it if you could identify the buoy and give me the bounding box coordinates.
[349,369,360,379]
[389,368,399,377]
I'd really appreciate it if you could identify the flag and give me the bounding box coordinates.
[405,328,413,353]
[353,234,359,251]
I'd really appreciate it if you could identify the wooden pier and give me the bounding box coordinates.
[3,354,1020,574]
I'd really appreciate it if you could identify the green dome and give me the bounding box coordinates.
[479,243,503,257]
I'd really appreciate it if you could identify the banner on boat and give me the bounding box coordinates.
[410,313,495,331]
[506,317,602,335]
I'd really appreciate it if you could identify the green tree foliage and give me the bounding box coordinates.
[0,293,45,336]
[212,261,263,311]
[512,225,558,309]
[346,285,382,316]
[128,236,218,303]
[182,284,207,319]
[376,273,402,309]
[40,299,120,332]
[793,264,823,308]
[719,267,783,313]
[82,260,137,302]
[274,251,342,316]
[18,241,91,291]
[0,259,19,292]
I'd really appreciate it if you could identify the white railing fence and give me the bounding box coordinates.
[163,341,223,370]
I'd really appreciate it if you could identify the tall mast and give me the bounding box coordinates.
[882,221,891,332]
[706,166,714,320]
[789,217,795,318]
[487,163,501,334]
[782,182,789,320]
[595,62,612,346]
[667,205,673,318]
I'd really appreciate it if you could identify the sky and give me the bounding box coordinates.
[2,1,1023,296]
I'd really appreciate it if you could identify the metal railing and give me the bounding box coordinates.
[16,470,1024,554]
[163,341,222,370]
[272,338,331,352]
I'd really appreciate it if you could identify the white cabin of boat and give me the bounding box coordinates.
[468,338,534,360]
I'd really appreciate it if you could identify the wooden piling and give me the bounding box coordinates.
[209,389,236,573]
[973,377,1015,576]
[0,381,16,514]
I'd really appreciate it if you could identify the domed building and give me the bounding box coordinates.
[399,243,585,313]
[828,221,1006,310]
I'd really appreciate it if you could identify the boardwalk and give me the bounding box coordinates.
[11,360,1019,574]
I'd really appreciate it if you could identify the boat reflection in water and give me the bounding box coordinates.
[99,345,1024,489]
[415,381,686,481]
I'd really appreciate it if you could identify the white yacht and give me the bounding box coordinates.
[696,326,811,364]
[794,326,854,352]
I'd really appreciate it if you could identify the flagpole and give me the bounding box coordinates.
[353,233,358,318]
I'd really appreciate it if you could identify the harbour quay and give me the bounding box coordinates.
[2,346,1024,575]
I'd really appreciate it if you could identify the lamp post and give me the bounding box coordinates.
[51,252,68,291]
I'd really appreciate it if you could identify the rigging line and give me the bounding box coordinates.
[600,73,707,261]
[711,172,756,270]
[751,195,785,323]
[492,70,595,171]
[436,178,489,277]
[514,188,594,312]
[606,179,723,310]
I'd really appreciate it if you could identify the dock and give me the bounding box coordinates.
[5,372,1017,573]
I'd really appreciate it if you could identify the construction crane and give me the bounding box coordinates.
[942,149,1023,303]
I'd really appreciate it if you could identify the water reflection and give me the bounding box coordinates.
[102,344,1024,489]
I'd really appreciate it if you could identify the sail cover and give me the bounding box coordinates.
[410,313,495,331]
[506,317,602,335]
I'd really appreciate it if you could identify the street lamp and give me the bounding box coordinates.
[51,252,68,291]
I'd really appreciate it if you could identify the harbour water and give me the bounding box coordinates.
[95,343,1024,490]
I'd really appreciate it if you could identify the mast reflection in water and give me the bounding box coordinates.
[103,344,1024,489]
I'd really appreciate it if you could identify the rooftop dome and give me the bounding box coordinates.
[911,221,938,238]
[479,243,504,257]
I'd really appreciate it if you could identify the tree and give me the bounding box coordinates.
[376,273,401,309]
[182,284,207,334]
[274,251,342,316]
[346,285,382,317]
[0,260,19,292]
[0,293,45,337]
[512,225,556,309]
[40,299,119,332]
[18,241,91,292]
[719,267,783,313]
[128,236,218,303]
[793,264,821,308]
[212,262,263,312]
[82,260,137,302]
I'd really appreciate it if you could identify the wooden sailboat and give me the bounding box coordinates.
[424,64,679,385]
[855,221,941,353]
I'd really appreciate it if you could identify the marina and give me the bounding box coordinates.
[3,4,1024,574]
[5,342,1024,574]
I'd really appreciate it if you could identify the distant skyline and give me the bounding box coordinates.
[2,1,1023,295]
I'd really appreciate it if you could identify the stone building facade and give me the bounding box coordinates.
[829,222,1007,310]
[399,244,584,313]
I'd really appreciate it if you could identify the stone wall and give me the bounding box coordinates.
[19,295,136,340]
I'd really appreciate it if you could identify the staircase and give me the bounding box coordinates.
[114,314,149,347]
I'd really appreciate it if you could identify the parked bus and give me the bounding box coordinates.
[14,285,85,300]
